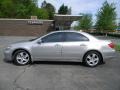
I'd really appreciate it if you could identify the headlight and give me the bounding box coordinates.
[5,46,12,51]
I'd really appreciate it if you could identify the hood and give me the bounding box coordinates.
[10,41,32,48]
[13,40,31,44]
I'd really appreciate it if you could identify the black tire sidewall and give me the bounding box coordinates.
[83,51,101,67]
[13,50,31,66]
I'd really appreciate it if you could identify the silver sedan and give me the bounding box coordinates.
[4,30,115,67]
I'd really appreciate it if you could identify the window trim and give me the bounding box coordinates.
[64,32,89,42]
[41,32,65,43]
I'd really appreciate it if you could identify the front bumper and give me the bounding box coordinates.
[4,50,13,61]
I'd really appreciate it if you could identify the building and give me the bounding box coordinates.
[0,15,82,36]
[54,14,81,30]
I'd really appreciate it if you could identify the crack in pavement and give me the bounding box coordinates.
[13,65,32,90]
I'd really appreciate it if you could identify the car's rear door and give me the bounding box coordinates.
[61,32,89,60]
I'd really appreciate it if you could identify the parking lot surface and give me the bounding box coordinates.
[0,36,120,90]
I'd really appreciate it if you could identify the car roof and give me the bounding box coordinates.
[51,30,90,36]
[52,30,80,33]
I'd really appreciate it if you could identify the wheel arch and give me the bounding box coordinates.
[82,50,103,63]
[12,48,32,61]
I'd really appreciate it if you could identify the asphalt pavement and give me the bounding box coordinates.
[0,36,120,90]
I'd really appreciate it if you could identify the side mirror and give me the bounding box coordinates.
[37,40,42,44]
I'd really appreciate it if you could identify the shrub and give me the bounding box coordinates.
[115,44,120,51]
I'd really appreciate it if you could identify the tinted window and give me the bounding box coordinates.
[65,32,89,41]
[42,32,64,43]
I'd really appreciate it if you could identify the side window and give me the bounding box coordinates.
[42,32,64,43]
[65,32,89,42]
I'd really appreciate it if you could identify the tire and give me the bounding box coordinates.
[13,50,31,66]
[83,51,102,67]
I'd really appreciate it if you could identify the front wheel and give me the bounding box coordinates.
[83,51,102,67]
[13,50,31,65]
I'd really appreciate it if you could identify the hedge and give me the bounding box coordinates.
[88,32,120,38]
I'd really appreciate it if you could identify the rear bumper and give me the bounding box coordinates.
[102,50,116,60]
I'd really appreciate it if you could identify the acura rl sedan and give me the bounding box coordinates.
[4,30,115,67]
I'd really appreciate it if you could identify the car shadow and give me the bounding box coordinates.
[4,59,104,67]
[32,61,85,66]
[3,58,86,66]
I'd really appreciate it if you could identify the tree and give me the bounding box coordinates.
[0,0,38,19]
[0,0,55,19]
[76,14,92,31]
[68,7,72,15]
[0,0,15,18]
[14,0,38,18]
[96,1,116,32]
[41,0,47,8]
[45,3,55,19]
[41,1,55,19]
[36,8,49,19]
[58,4,68,14]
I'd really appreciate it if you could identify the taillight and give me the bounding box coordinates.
[108,42,115,48]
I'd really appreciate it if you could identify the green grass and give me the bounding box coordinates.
[115,44,120,51]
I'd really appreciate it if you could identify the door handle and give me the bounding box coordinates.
[55,44,61,47]
[80,44,86,46]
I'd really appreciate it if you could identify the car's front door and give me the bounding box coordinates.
[32,32,64,60]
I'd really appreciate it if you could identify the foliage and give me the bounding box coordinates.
[115,44,120,51]
[108,33,120,37]
[89,32,120,38]
[41,0,47,8]
[75,14,92,31]
[0,0,15,18]
[96,1,116,32]
[67,7,72,15]
[0,0,49,19]
[58,4,69,14]
[36,8,49,19]
[41,1,55,19]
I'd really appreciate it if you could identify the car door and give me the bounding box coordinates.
[32,32,64,60]
[61,32,89,60]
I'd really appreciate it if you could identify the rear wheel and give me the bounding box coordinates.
[13,50,31,65]
[83,51,102,67]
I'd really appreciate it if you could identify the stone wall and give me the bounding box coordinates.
[0,19,54,36]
